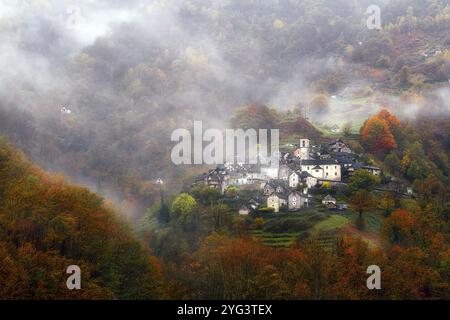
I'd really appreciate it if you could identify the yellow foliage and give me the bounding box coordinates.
[401,152,411,171]
[185,47,208,68]
[273,19,285,29]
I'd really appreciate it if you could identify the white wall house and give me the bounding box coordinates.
[300,172,318,189]
[278,164,291,180]
[300,160,341,181]
[260,166,279,179]
[288,171,300,188]
[267,193,287,213]
[239,205,250,215]
[289,171,318,189]
[322,194,337,206]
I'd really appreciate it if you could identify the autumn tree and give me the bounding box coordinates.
[379,191,397,216]
[0,138,164,299]
[361,109,399,157]
[309,94,330,120]
[398,65,411,86]
[382,209,416,247]
[230,103,279,130]
[349,190,376,229]
[342,122,352,136]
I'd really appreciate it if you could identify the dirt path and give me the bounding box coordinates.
[340,224,382,248]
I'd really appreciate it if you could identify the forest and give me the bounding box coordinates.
[0,0,449,299]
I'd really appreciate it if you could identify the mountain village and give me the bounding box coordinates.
[194,137,387,214]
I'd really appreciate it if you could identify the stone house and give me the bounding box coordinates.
[263,180,288,196]
[239,205,250,215]
[267,193,288,213]
[288,191,308,211]
[329,138,352,153]
[278,164,291,180]
[322,194,337,206]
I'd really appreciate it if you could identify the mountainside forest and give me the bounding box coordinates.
[0,0,449,300]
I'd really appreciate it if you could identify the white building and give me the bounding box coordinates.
[288,171,318,189]
[260,166,279,179]
[278,164,291,180]
[300,159,342,181]
[239,205,250,215]
[322,194,337,206]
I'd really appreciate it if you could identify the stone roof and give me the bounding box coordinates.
[288,191,306,198]
[301,159,340,166]
[268,190,289,200]
[299,171,314,179]
[266,179,289,189]
[323,194,336,202]
[329,138,344,145]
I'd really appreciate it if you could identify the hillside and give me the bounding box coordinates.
[0,0,449,221]
[0,0,449,301]
[0,137,163,299]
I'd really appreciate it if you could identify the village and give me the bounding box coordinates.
[193,137,390,214]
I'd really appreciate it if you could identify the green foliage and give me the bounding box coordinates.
[171,193,197,219]
[158,201,171,225]
[348,170,380,193]
[313,215,350,233]
[224,186,238,199]
[385,151,402,174]
[190,185,222,203]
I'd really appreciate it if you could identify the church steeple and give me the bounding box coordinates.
[299,138,310,160]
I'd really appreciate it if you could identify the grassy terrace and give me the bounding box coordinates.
[251,230,301,247]
[313,214,350,233]
[250,207,384,249]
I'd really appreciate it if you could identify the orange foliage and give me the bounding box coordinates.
[378,109,400,129]
[361,109,398,156]
[382,209,416,247]
[0,138,164,299]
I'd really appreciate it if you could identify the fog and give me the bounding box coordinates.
[0,0,448,218]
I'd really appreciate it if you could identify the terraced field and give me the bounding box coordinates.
[313,214,350,233]
[251,230,301,247]
[250,208,384,249]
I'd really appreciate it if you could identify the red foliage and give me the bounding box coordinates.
[361,109,398,156]
[378,108,400,130]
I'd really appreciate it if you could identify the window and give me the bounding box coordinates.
[335,172,337,176]
[326,166,328,169]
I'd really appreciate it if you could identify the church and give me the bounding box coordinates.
[292,138,342,181]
